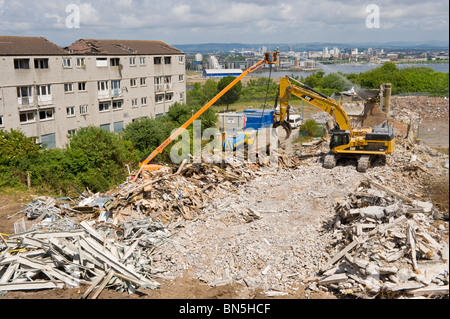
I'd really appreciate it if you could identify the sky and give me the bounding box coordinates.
[0,0,448,47]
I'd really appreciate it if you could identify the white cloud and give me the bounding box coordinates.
[0,0,447,44]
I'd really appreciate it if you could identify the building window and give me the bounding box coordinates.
[62,58,72,68]
[164,57,172,64]
[78,82,87,91]
[64,83,74,93]
[66,107,75,117]
[130,57,136,66]
[17,86,33,106]
[112,100,123,110]
[130,79,137,87]
[112,80,120,90]
[34,59,49,69]
[154,77,163,91]
[80,105,88,115]
[131,98,138,107]
[179,74,184,82]
[100,124,110,131]
[155,94,164,103]
[165,93,173,102]
[110,58,120,67]
[68,129,76,136]
[139,57,146,65]
[164,76,172,89]
[41,133,56,149]
[76,58,86,68]
[39,109,54,120]
[99,102,110,112]
[37,85,51,96]
[141,97,147,106]
[179,56,184,63]
[0,115,4,127]
[113,121,124,133]
[19,111,35,123]
[14,59,30,69]
[96,58,108,67]
[140,78,146,86]
[154,57,162,65]
[98,81,108,91]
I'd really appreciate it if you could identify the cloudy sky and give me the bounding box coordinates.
[0,0,448,47]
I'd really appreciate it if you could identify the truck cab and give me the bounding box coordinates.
[288,115,302,129]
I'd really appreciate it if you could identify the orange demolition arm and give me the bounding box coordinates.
[133,51,278,180]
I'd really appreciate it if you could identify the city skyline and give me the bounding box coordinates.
[0,0,448,48]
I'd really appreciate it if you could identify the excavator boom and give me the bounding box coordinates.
[277,76,353,133]
[133,51,279,180]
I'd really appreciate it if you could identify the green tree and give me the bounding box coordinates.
[0,129,41,167]
[123,117,175,161]
[217,76,242,112]
[203,79,219,102]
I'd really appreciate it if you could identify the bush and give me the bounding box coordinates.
[0,127,137,195]
[300,119,320,137]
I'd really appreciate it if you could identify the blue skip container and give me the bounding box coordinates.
[243,109,274,130]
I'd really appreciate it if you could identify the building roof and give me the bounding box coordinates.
[204,69,243,75]
[0,36,67,56]
[68,39,184,56]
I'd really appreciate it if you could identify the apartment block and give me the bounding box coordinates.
[0,36,186,148]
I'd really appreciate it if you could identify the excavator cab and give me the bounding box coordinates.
[330,130,351,150]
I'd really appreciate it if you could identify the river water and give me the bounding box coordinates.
[251,63,449,78]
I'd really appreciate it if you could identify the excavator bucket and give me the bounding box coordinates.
[272,121,292,140]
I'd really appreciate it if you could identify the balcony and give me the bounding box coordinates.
[98,88,124,100]
[154,83,173,92]
[37,95,53,106]
[17,97,35,109]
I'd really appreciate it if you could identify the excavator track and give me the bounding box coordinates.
[323,153,337,169]
[357,155,371,173]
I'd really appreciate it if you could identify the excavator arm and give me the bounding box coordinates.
[133,51,279,180]
[275,76,353,134]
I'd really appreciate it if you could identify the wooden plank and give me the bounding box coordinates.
[0,263,19,283]
[407,225,418,271]
[407,285,449,297]
[320,238,362,274]
[0,281,64,291]
[365,178,413,203]
[82,271,107,299]
[90,270,115,299]
[318,273,348,285]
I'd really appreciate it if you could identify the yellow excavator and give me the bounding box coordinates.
[273,76,395,172]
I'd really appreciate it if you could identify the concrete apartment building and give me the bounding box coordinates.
[0,36,186,148]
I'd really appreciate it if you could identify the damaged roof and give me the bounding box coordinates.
[68,39,184,56]
[0,36,68,56]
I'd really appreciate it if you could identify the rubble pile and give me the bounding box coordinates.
[0,127,448,299]
[0,156,286,297]
[390,96,449,124]
[307,177,448,299]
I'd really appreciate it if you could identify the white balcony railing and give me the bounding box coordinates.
[154,83,173,91]
[37,95,53,106]
[98,89,124,100]
[18,96,34,107]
